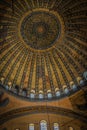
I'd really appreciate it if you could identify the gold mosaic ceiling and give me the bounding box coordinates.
[0,0,87,99]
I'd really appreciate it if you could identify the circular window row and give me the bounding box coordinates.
[0,71,87,100]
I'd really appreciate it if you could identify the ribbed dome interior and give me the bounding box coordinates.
[0,0,87,100]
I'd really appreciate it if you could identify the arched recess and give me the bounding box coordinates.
[29,123,34,130]
[54,123,59,130]
[0,106,87,125]
[40,120,47,130]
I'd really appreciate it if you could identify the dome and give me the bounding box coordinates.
[0,0,87,101]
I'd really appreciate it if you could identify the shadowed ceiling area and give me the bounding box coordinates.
[0,0,87,101]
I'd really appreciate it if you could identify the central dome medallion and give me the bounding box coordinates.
[21,11,61,50]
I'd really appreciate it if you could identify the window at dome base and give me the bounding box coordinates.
[47,90,52,99]
[55,90,61,97]
[39,93,44,99]
[30,90,35,99]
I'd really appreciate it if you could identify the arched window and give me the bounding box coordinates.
[30,93,35,98]
[30,90,35,99]
[39,91,44,99]
[63,85,69,95]
[29,123,34,130]
[79,79,84,86]
[56,90,61,97]
[40,120,47,130]
[54,123,59,130]
[5,85,9,90]
[55,88,61,97]
[39,93,44,99]
[22,88,27,96]
[47,90,52,99]
[64,87,69,95]
[72,84,77,91]
[69,126,74,130]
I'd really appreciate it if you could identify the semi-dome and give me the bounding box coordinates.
[0,0,87,101]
